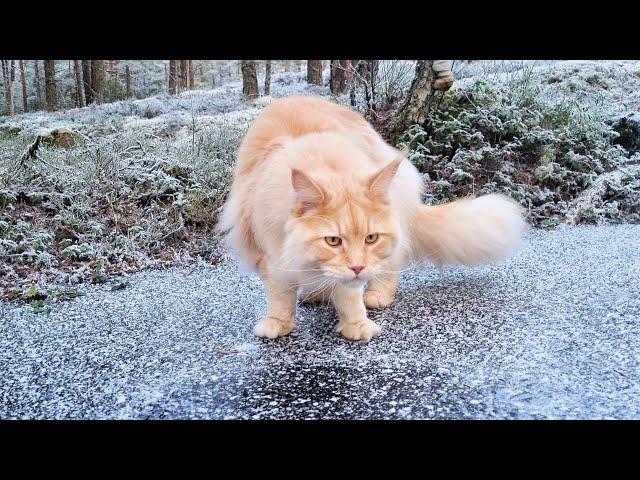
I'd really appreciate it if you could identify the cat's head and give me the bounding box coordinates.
[284,157,403,288]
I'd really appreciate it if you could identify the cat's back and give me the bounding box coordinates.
[236,96,382,175]
[259,95,370,136]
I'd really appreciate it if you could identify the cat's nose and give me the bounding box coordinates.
[350,265,365,276]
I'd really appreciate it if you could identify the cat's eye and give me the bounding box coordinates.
[325,236,342,246]
[365,233,379,244]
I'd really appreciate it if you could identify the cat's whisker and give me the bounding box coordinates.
[298,275,335,302]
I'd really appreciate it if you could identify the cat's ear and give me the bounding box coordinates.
[291,169,325,209]
[368,156,403,201]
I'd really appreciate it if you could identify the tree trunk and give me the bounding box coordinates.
[7,60,15,116]
[82,60,92,105]
[307,60,322,85]
[19,60,28,112]
[169,60,178,94]
[368,59,379,103]
[73,60,86,108]
[1,61,13,115]
[188,60,195,89]
[349,60,357,107]
[91,60,105,104]
[241,60,259,99]
[125,65,132,98]
[44,60,57,111]
[110,60,119,99]
[179,60,189,91]
[109,60,118,84]
[164,62,168,92]
[264,60,271,96]
[284,60,290,72]
[1,61,6,112]
[388,60,436,141]
[330,60,348,94]
[363,60,379,113]
[34,60,43,109]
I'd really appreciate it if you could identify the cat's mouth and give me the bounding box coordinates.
[341,277,366,288]
[319,267,368,287]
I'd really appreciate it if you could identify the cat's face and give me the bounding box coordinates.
[285,159,402,287]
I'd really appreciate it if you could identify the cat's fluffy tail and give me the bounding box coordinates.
[410,194,527,266]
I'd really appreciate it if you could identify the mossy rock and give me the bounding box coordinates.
[41,128,77,148]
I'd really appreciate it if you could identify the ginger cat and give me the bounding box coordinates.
[218,96,526,341]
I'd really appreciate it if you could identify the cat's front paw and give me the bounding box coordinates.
[337,318,381,342]
[254,316,294,339]
[364,290,393,309]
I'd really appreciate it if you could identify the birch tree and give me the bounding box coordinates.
[388,60,436,140]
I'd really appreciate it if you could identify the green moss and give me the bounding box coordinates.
[41,128,77,148]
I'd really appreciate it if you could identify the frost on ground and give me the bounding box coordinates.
[1,225,638,419]
[1,61,640,304]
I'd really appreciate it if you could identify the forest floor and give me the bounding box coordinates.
[1,224,638,419]
[1,60,640,302]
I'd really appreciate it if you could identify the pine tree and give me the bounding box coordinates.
[91,60,105,104]
[179,60,189,91]
[169,60,178,94]
[82,60,92,105]
[126,65,132,98]
[330,60,348,94]
[264,60,272,96]
[6,60,15,115]
[19,60,28,112]
[241,60,259,99]
[1,61,14,115]
[307,60,322,85]
[73,60,86,108]
[34,60,44,109]
[44,60,57,111]
[188,60,195,89]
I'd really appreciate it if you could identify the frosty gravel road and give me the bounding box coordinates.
[1,224,639,419]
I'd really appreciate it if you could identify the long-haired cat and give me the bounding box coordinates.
[218,96,527,341]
